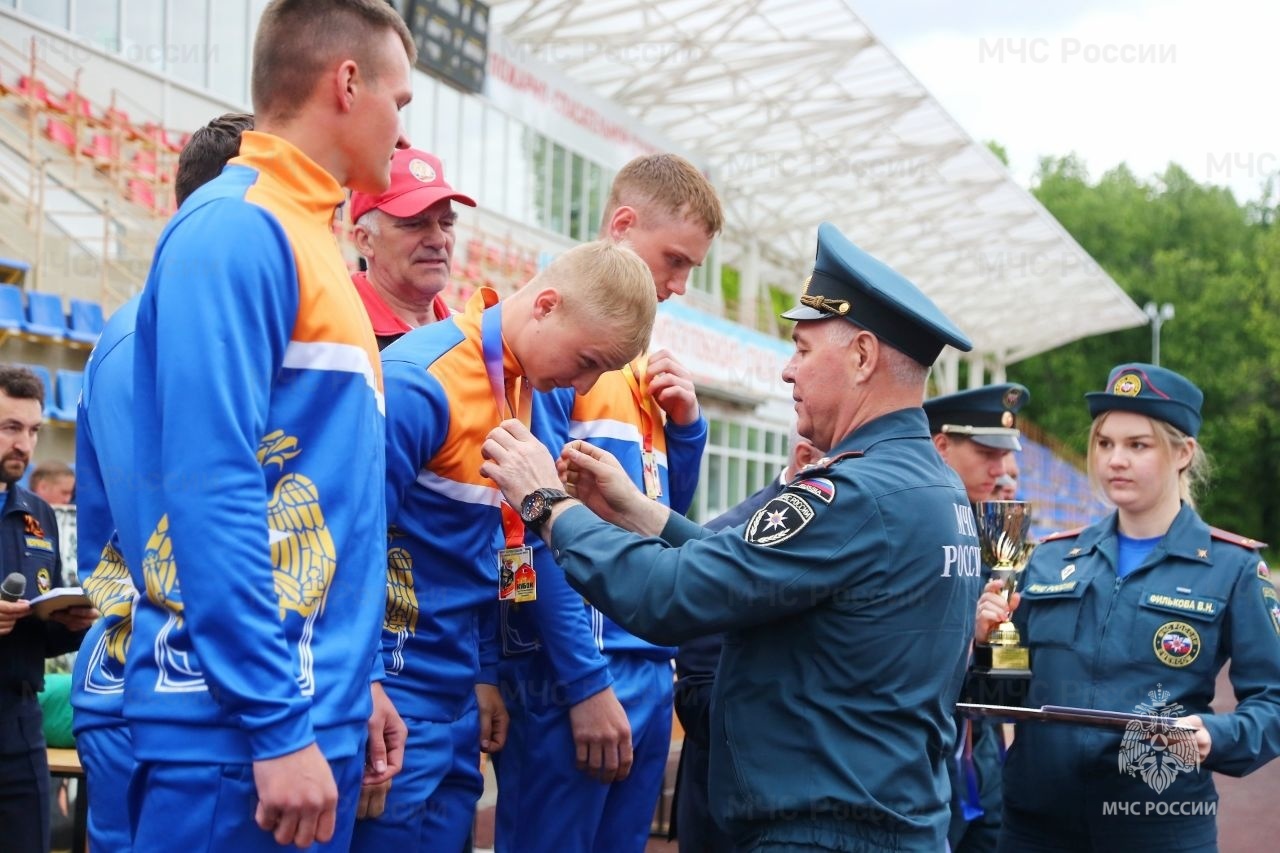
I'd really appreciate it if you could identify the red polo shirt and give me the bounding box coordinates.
[351,271,452,348]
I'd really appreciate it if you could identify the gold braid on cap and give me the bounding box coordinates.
[800,293,850,316]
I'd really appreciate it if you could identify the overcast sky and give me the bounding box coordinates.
[852,0,1276,204]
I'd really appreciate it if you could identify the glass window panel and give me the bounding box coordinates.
[569,153,586,241]
[728,422,742,449]
[549,143,567,236]
[457,95,483,201]
[124,0,163,72]
[166,0,209,87]
[408,74,436,154]
[27,0,68,28]
[529,132,549,230]
[707,454,723,513]
[480,107,506,215]
[506,120,532,224]
[709,419,723,446]
[433,82,461,181]
[727,457,742,505]
[207,1,248,104]
[747,460,760,493]
[748,426,761,453]
[587,161,603,239]
[75,0,120,52]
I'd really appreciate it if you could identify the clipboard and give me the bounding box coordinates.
[957,702,1191,730]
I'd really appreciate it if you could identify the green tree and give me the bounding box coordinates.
[1017,156,1280,552]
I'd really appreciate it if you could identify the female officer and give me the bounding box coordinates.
[975,363,1280,851]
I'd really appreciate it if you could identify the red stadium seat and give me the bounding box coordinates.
[127,178,156,210]
[44,117,78,153]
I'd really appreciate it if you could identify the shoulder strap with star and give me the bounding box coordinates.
[1039,526,1085,544]
[791,450,864,480]
[1208,526,1268,551]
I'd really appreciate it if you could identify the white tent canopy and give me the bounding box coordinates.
[488,0,1146,369]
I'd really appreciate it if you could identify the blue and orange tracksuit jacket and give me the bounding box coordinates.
[379,288,519,721]
[72,296,139,734]
[126,131,387,764]
[502,367,708,701]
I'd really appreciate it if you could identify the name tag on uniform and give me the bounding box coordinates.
[1144,592,1218,617]
[1024,581,1078,595]
[25,536,53,551]
[498,545,536,603]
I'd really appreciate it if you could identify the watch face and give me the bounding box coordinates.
[521,491,546,524]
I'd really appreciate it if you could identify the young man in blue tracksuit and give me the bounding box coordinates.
[71,112,252,853]
[123,3,415,848]
[494,153,724,853]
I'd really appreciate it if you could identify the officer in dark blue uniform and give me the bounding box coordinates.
[0,365,95,852]
[671,433,825,853]
[481,222,982,852]
[975,363,1280,851]
[923,383,1030,853]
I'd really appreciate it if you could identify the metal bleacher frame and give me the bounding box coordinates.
[0,32,179,313]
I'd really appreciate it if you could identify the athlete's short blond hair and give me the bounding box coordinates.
[603,154,723,237]
[536,240,657,365]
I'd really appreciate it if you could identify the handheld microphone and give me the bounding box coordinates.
[1,572,26,602]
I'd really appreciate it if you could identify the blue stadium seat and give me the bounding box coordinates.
[22,291,67,339]
[51,369,83,422]
[25,364,55,418]
[0,284,23,331]
[66,298,105,344]
[0,257,30,286]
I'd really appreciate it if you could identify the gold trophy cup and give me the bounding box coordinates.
[967,500,1035,703]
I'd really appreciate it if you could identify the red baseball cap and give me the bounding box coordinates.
[349,148,476,223]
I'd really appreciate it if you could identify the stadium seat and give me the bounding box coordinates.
[127,178,156,210]
[44,117,78,154]
[66,298,105,345]
[60,91,93,120]
[131,149,158,178]
[0,257,30,286]
[25,364,54,418]
[51,370,83,422]
[22,291,67,339]
[85,133,119,164]
[17,76,54,109]
[0,283,24,330]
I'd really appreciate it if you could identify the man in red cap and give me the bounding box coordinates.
[349,147,477,349]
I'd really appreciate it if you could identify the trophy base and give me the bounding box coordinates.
[965,642,1032,707]
[974,641,1029,672]
[963,666,1032,707]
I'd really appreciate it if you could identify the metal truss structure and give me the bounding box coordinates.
[488,0,1147,372]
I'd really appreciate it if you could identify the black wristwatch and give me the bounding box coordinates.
[520,487,572,530]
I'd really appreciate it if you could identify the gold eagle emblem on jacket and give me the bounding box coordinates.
[83,541,135,665]
[385,545,418,635]
[142,514,180,616]
[259,430,336,621]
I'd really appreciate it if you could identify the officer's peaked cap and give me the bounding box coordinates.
[924,383,1030,451]
[781,222,972,366]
